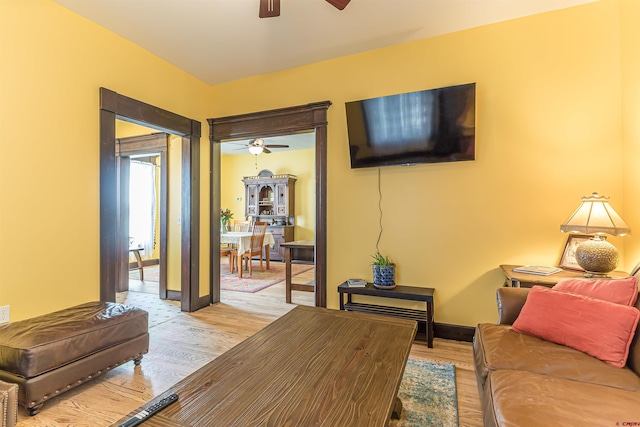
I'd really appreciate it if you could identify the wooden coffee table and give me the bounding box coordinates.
[113,306,417,426]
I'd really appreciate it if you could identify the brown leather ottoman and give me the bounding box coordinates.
[0,301,149,415]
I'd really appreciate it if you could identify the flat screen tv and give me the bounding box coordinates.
[345,83,476,169]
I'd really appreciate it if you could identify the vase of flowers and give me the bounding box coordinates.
[371,251,396,289]
[220,208,233,234]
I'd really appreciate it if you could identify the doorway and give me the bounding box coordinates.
[208,101,331,307]
[99,88,206,312]
[116,132,169,298]
[219,139,315,303]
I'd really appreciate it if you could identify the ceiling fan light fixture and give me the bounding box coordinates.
[248,145,263,155]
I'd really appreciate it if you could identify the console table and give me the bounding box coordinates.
[500,264,629,288]
[338,282,435,348]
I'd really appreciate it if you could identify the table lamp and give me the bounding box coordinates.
[560,192,631,277]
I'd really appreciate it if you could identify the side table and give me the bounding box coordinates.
[500,264,628,288]
[129,247,144,280]
[337,282,435,348]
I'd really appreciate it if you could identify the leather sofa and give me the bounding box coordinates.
[474,287,640,426]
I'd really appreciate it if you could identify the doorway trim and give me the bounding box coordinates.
[99,88,205,312]
[208,101,331,307]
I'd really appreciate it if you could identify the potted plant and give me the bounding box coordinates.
[220,208,233,233]
[371,251,396,288]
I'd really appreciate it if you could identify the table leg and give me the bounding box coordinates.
[237,251,243,278]
[391,397,403,419]
[426,301,434,348]
[133,249,144,281]
[266,245,270,270]
[285,247,292,304]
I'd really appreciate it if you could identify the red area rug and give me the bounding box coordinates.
[129,262,313,293]
[221,262,314,293]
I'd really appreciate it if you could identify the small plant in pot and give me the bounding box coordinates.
[371,251,396,289]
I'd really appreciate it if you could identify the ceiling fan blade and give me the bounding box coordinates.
[263,147,272,154]
[326,0,350,10]
[259,0,280,18]
[264,144,289,148]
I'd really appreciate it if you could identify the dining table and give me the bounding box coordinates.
[220,231,275,277]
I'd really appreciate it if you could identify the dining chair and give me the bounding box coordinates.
[233,220,251,232]
[225,220,252,257]
[220,246,235,273]
[232,221,267,278]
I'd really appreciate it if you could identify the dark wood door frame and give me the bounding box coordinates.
[208,101,331,307]
[100,88,205,312]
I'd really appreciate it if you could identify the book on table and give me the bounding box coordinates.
[347,278,367,287]
[512,265,562,276]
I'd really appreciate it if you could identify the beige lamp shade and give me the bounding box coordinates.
[560,192,630,236]
[560,192,631,277]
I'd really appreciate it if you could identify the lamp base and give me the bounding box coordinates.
[582,271,612,279]
[575,236,619,277]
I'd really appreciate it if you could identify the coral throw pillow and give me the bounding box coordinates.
[513,286,640,367]
[553,277,638,306]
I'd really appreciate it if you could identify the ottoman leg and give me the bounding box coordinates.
[134,355,143,366]
[28,403,43,416]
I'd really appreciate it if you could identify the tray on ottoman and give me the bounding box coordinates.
[0,301,148,415]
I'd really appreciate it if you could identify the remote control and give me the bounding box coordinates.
[119,393,178,427]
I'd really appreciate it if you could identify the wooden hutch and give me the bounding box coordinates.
[242,170,296,261]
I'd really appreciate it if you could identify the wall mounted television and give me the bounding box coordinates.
[345,83,476,169]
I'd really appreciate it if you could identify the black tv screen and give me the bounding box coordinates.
[345,83,476,169]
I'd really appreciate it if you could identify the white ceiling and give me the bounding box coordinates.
[57,0,595,153]
[53,0,596,86]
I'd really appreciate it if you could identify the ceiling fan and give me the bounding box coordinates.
[260,0,350,18]
[236,138,289,155]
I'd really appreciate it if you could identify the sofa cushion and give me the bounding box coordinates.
[553,276,638,306]
[473,323,640,392]
[512,286,640,367]
[484,370,640,427]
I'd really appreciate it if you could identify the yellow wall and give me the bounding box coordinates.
[221,148,316,240]
[210,0,626,325]
[0,0,212,320]
[1,0,636,326]
[621,0,640,270]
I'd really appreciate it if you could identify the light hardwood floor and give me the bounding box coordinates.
[15,266,483,426]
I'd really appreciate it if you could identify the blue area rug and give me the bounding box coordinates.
[391,359,459,427]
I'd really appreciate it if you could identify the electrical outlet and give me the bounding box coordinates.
[0,305,9,323]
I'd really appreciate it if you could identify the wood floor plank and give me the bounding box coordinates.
[14,267,483,426]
